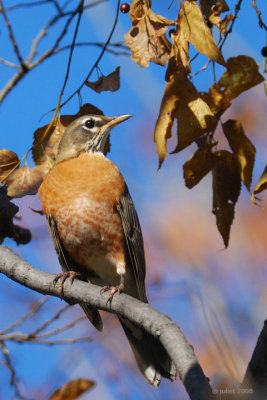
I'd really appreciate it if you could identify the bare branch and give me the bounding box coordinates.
[0,342,29,400]
[0,58,19,68]
[0,0,27,69]
[0,245,214,400]
[0,296,49,335]
[252,0,267,31]
[59,0,121,108]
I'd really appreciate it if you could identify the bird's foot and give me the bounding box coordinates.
[53,271,80,296]
[100,283,124,304]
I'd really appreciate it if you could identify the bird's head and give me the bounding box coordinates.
[56,114,132,163]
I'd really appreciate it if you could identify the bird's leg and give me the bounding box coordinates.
[53,271,82,296]
[100,275,125,304]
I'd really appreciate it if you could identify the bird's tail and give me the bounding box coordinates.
[118,316,177,387]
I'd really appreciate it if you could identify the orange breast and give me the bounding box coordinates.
[38,153,126,279]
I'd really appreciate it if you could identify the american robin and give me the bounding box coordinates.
[38,114,177,387]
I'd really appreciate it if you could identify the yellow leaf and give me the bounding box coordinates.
[0,149,19,183]
[154,78,180,168]
[251,165,267,205]
[183,145,217,188]
[222,119,256,191]
[124,4,175,67]
[48,378,95,400]
[129,0,150,22]
[201,83,231,118]
[212,150,241,247]
[181,1,225,65]
[172,77,217,152]
[85,67,120,93]
[199,0,232,33]
[218,56,264,100]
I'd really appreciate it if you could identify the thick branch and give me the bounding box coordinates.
[0,245,214,400]
[241,321,267,400]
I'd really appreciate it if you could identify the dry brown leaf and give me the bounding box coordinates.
[85,67,120,93]
[199,0,232,33]
[183,145,217,188]
[212,150,241,247]
[251,164,267,205]
[219,14,234,34]
[201,83,231,118]
[48,378,95,400]
[218,56,264,101]
[154,80,180,168]
[168,25,190,75]
[181,1,225,65]
[6,165,49,198]
[129,0,151,22]
[124,4,175,67]
[32,104,104,167]
[222,119,255,191]
[173,77,218,152]
[0,149,19,183]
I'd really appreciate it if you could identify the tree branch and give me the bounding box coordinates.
[240,321,267,400]
[0,245,214,400]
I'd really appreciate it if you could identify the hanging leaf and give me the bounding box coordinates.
[251,165,267,205]
[124,3,175,67]
[172,78,218,153]
[181,1,225,65]
[212,150,241,247]
[129,0,151,22]
[6,165,49,198]
[154,84,180,168]
[85,67,120,93]
[48,378,95,400]
[201,83,231,119]
[199,0,233,33]
[218,56,264,101]
[0,150,19,183]
[222,119,256,191]
[183,145,217,188]
[32,104,104,167]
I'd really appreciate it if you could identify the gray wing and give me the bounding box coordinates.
[116,184,147,303]
[47,216,103,331]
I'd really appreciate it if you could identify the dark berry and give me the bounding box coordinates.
[261,46,267,57]
[120,3,130,13]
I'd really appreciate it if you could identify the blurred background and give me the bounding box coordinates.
[0,0,267,399]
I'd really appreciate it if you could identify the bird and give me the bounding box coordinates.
[38,113,177,387]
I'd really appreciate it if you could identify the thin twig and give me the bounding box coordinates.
[57,0,85,105]
[34,316,86,338]
[54,42,130,56]
[219,0,243,50]
[189,59,211,79]
[29,304,71,336]
[0,342,29,400]
[0,58,19,68]
[0,296,49,335]
[0,0,27,69]
[59,0,121,108]
[252,0,267,31]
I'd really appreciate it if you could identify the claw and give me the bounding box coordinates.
[53,271,79,297]
[100,283,124,305]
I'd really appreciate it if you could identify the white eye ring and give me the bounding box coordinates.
[85,119,95,129]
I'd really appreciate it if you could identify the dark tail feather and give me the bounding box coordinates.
[119,316,177,387]
[81,304,103,331]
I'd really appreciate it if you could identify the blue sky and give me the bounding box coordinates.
[1,1,267,399]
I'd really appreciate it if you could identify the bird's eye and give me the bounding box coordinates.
[85,119,95,129]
